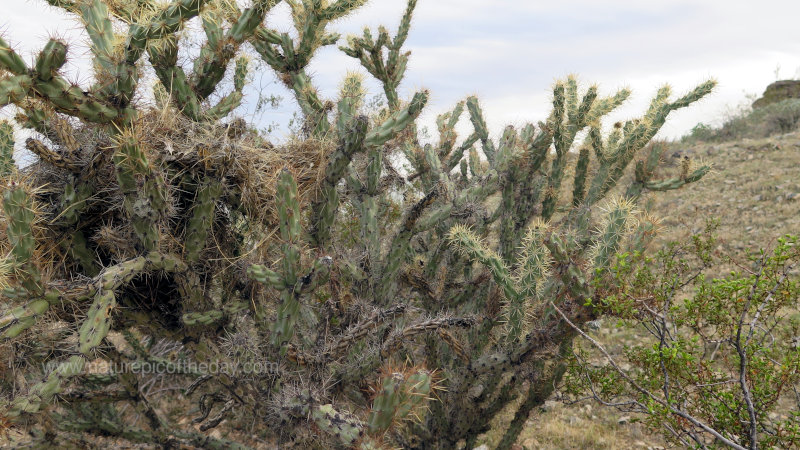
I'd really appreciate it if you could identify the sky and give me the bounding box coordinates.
[3,0,800,145]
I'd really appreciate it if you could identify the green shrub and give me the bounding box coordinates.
[682,98,800,143]
[568,225,800,449]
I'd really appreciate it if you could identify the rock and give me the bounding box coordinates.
[473,445,489,450]
[753,80,800,109]
[541,400,559,411]
[618,416,631,424]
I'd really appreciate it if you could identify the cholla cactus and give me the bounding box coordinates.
[0,0,713,448]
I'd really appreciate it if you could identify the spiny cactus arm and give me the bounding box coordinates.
[466,96,496,164]
[584,87,631,125]
[510,221,551,337]
[288,70,332,136]
[322,305,407,360]
[367,368,433,435]
[642,164,710,191]
[540,80,582,220]
[203,56,249,120]
[148,40,203,121]
[446,132,479,172]
[312,404,365,447]
[436,100,463,159]
[336,72,366,132]
[0,74,33,107]
[101,0,157,23]
[0,36,28,75]
[625,141,666,198]
[467,146,482,176]
[590,197,635,274]
[492,125,518,175]
[310,115,368,248]
[65,231,100,276]
[381,317,475,359]
[543,232,591,301]
[181,301,247,327]
[571,146,590,206]
[2,185,44,295]
[364,90,428,148]
[361,151,381,270]
[111,127,167,250]
[416,144,443,192]
[0,38,121,123]
[267,170,310,352]
[583,81,715,207]
[447,225,519,303]
[79,0,118,94]
[377,187,441,303]
[600,81,716,201]
[33,39,67,83]
[190,0,278,100]
[127,0,209,62]
[0,299,49,339]
[184,180,222,263]
[322,0,370,21]
[5,355,85,419]
[0,120,15,176]
[248,1,360,134]
[340,0,416,109]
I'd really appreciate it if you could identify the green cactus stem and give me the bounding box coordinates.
[0,120,15,176]
[7,355,86,418]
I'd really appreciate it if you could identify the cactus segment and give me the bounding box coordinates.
[572,146,590,206]
[0,36,28,74]
[2,186,37,265]
[185,180,222,262]
[466,96,495,163]
[7,355,85,418]
[0,120,15,176]
[311,115,368,248]
[367,368,432,434]
[34,39,68,82]
[0,299,49,339]
[591,197,635,274]
[0,75,34,107]
[248,264,285,288]
[364,90,428,148]
[78,289,116,354]
[447,225,518,302]
[312,404,364,446]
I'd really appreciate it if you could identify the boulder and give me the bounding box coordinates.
[752,80,800,109]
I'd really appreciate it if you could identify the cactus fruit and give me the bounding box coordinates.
[0,1,714,448]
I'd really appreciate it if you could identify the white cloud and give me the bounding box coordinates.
[3,0,800,143]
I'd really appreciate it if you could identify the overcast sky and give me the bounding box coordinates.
[4,0,800,143]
